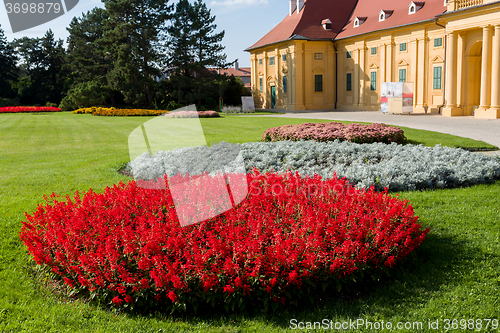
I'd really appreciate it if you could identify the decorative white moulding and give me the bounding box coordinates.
[409,1,425,14]
[322,18,332,30]
[354,16,367,27]
[379,10,394,22]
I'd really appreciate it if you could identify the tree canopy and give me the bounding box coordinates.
[2,0,247,110]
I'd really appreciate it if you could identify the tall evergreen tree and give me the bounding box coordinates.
[166,0,232,106]
[66,7,110,85]
[166,0,196,104]
[0,24,18,99]
[101,0,171,107]
[191,0,230,69]
[192,0,233,106]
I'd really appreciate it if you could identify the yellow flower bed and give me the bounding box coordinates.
[72,107,168,116]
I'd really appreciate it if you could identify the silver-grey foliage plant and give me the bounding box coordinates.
[125,141,500,192]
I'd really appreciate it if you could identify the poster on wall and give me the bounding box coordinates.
[381,83,388,113]
[390,82,403,98]
[381,82,413,114]
[402,82,414,113]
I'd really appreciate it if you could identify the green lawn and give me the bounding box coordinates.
[0,112,499,332]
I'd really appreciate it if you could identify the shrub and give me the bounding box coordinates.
[221,106,254,114]
[0,98,19,108]
[72,107,168,117]
[0,106,62,113]
[59,81,110,111]
[126,141,500,192]
[164,110,220,118]
[20,171,428,313]
[262,122,407,144]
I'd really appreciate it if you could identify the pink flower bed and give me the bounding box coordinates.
[164,111,220,118]
[262,122,407,144]
[0,106,62,113]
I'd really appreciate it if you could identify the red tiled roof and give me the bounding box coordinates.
[248,0,447,51]
[336,0,446,39]
[247,0,358,50]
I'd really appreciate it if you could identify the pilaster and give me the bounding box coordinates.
[476,25,493,117]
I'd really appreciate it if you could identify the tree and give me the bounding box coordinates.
[191,0,230,69]
[165,0,196,105]
[59,80,110,110]
[66,7,110,85]
[101,0,171,107]
[191,0,233,107]
[0,24,18,99]
[12,30,67,105]
[166,0,232,107]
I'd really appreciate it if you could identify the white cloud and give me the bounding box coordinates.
[210,0,267,7]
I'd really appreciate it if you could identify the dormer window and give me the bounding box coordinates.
[321,19,331,30]
[409,1,424,14]
[379,10,393,22]
[353,17,367,28]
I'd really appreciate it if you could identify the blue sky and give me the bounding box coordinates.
[0,0,288,67]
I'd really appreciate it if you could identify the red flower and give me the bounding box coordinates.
[223,285,235,294]
[384,256,396,267]
[288,271,299,284]
[167,291,178,303]
[112,296,124,306]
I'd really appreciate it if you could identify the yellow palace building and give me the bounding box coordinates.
[245,0,500,118]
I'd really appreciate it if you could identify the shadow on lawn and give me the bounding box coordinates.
[128,231,477,329]
[405,139,424,146]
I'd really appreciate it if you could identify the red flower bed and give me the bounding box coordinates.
[20,171,428,313]
[262,122,407,144]
[0,106,62,113]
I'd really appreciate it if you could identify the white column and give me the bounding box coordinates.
[415,37,427,112]
[387,42,393,82]
[489,25,500,110]
[263,51,268,108]
[380,44,386,83]
[353,49,359,107]
[457,33,465,107]
[442,32,462,116]
[359,46,365,107]
[336,50,342,107]
[445,32,458,108]
[478,26,492,110]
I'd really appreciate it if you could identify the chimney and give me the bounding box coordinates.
[289,0,296,15]
[235,61,239,71]
[297,0,304,14]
